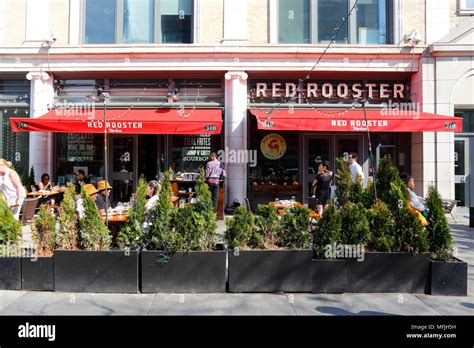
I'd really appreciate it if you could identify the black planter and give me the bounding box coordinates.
[228,250,313,293]
[0,257,21,290]
[345,252,430,293]
[21,256,54,291]
[430,258,468,296]
[54,250,139,293]
[312,259,347,294]
[141,250,226,293]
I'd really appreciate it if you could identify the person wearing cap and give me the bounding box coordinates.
[76,183,99,219]
[96,180,113,215]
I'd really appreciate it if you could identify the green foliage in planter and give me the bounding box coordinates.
[117,178,148,249]
[32,204,56,256]
[425,185,453,260]
[21,169,30,192]
[225,206,263,250]
[56,183,78,250]
[146,169,176,250]
[79,187,111,251]
[173,204,209,252]
[279,205,311,249]
[339,202,371,246]
[313,204,342,259]
[194,167,217,249]
[349,177,364,205]
[361,181,376,209]
[335,158,351,207]
[0,195,21,245]
[376,155,408,209]
[28,166,35,190]
[366,200,395,252]
[255,204,281,247]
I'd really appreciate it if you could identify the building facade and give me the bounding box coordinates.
[0,0,472,208]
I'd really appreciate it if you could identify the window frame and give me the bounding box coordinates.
[458,0,474,15]
[80,0,195,44]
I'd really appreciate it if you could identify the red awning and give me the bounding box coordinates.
[250,109,463,132]
[10,108,222,135]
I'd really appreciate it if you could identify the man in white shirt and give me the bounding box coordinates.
[348,152,364,184]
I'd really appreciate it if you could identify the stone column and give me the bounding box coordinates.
[224,71,248,206]
[27,72,54,183]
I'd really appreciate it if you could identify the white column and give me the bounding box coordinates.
[222,0,248,44]
[27,72,54,183]
[224,71,248,205]
[25,0,49,42]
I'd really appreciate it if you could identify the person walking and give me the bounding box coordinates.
[311,160,333,215]
[205,152,225,212]
[347,152,364,184]
[0,159,27,220]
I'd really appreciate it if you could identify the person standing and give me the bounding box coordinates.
[311,160,333,215]
[0,159,27,220]
[205,152,225,212]
[74,169,89,195]
[347,152,364,184]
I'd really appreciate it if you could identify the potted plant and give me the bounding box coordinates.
[0,195,22,290]
[141,169,226,293]
[227,203,313,293]
[22,204,56,291]
[54,184,139,293]
[426,185,467,296]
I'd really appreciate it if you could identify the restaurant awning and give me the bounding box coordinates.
[10,108,222,135]
[250,109,463,132]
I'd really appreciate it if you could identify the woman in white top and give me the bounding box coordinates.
[0,159,27,220]
[145,180,161,213]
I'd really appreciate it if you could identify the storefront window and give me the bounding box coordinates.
[318,0,348,43]
[123,0,154,43]
[55,134,104,184]
[84,0,116,44]
[0,108,29,175]
[171,134,222,174]
[455,110,474,133]
[278,0,310,44]
[356,0,387,44]
[160,0,193,43]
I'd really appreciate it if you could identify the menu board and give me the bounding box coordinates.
[182,134,211,163]
[67,134,96,162]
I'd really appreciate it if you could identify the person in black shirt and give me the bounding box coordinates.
[311,160,333,215]
[96,180,113,215]
[74,169,89,195]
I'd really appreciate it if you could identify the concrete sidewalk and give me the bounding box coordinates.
[2,212,473,316]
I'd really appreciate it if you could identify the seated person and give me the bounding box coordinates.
[76,183,99,219]
[402,174,428,218]
[38,173,53,190]
[145,180,161,213]
[96,180,113,215]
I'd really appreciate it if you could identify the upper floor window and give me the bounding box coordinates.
[83,0,193,44]
[278,0,392,44]
[458,0,474,15]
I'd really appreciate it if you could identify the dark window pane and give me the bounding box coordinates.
[123,0,154,43]
[318,0,348,43]
[1,108,29,175]
[160,0,193,43]
[278,0,310,43]
[454,140,465,176]
[84,0,116,44]
[356,0,388,44]
[456,110,474,133]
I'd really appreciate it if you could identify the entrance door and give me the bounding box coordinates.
[304,136,332,199]
[110,135,138,204]
[455,137,470,206]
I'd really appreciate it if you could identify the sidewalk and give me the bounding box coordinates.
[2,212,472,316]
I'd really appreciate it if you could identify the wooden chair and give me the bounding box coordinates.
[244,197,252,213]
[19,197,39,225]
[442,199,459,223]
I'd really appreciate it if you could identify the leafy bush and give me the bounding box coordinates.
[0,195,21,245]
[255,204,281,248]
[339,202,371,246]
[313,204,342,259]
[279,205,311,249]
[361,181,376,209]
[225,206,262,250]
[366,200,395,252]
[79,187,111,251]
[194,167,217,249]
[32,204,56,256]
[349,178,364,205]
[173,204,207,252]
[117,178,148,249]
[376,155,407,209]
[56,183,78,250]
[335,158,351,207]
[425,185,453,260]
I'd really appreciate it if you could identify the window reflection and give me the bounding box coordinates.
[278,0,310,44]
[85,0,116,44]
[318,0,348,44]
[160,0,193,43]
[123,0,154,43]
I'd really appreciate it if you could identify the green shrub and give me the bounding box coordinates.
[28,166,35,190]
[376,155,408,209]
[255,204,281,247]
[361,181,376,209]
[339,202,371,246]
[79,187,111,251]
[335,158,352,207]
[426,185,453,260]
[366,200,395,252]
[117,178,148,249]
[194,167,217,250]
[278,205,311,249]
[349,178,364,205]
[225,206,262,250]
[0,195,21,245]
[32,204,57,256]
[313,204,342,258]
[173,204,208,251]
[56,183,78,250]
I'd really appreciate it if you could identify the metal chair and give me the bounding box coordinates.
[19,197,39,225]
[244,197,252,212]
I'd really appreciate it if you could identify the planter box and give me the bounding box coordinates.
[0,257,21,290]
[54,250,139,293]
[346,252,430,293]
[430,258,468,296]
[312,259,347,294]
[228,250,312,293]
[141,250,226,293]
[22,256,54,291]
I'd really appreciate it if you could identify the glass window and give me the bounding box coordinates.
[84,0,116,44]
[465,0,474,8]
[171,134,221,174]
[278,0,310,44]
[0,108,29,176]
[356,0,387,44]
[455,110,474,133]
[318,0,348,43]
[160,0,193,43]
[123,0,154,43]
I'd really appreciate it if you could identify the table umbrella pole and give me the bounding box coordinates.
[103,97,109,227]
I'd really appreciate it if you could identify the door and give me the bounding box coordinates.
[304,136,332,199]
[110,135,138,204]
[455,137,469,207]
[335,134,365,176]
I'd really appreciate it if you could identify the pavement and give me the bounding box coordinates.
[1,210,473,316]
